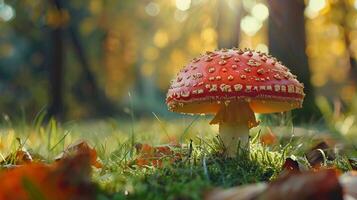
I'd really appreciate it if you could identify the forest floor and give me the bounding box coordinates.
[0,114,356,200]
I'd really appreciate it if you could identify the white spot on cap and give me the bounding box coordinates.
[181,91,190,97]
[220,84,232,92]
[205,56,213,62]
[234,84,243,91]
[218,60,227,65]
[281,85,286,92]
[288,85,294,93]
[209,84,218,92]
[274,74,282,80]
[274,85,280,92]
[257,69,265,75]
[220,54,232,60]
[247,59,261,67]
[192,57,200,63]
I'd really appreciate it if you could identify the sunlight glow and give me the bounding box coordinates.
[251,3,269,21]
[227,0,238,10]
[175,0,191,11]
[240,15,262,36]
[201,28,217,43]
[305,0,326,19]
[145,2,160,16]
[153,30,169,48]
[174,10,188,22]
[242,0,256,12]
[256,43,268,53]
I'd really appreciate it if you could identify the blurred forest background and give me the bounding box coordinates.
[0,0,356,122]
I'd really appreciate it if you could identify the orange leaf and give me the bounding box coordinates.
[133,143,182,168]
[260,128,277,145]
[55,140,102,168]
[0,147,96,200]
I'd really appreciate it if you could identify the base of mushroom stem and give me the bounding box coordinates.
[219,122,250,157]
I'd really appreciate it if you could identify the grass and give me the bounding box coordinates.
[0,105,356,199]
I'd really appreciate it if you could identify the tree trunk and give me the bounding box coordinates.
[267,0,321,122]
[341,1,357,83]
[217,1,242,49]
[47,0,64,119]
[65,2,126,117]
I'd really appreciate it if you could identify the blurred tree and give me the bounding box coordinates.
[66,3,123,117]
[47,0,65,119]
[340,0,357,84]
[267,0,321,122]
[216,0,242,48]
[45,0,125,119]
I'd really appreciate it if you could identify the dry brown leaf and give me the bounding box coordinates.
[279,157,300,177]
[257,169,343,200]
[205,183,267,200]
[55,140,102,168]
[305,141,335,169]
[1,148,33,165]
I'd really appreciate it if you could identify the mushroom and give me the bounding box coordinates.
[166,48,305,157]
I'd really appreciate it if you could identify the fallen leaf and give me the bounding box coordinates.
[305,141,335,169]
[205,183,267,200]
[133,143,182,167]
[260,127,277,146]
[279,157,300,177]
[1,148,33,165]
[339,171,357,199]
[0,147,96,200]
[55,140,102,168]
[258,169,343,200]
[282,157,300,171]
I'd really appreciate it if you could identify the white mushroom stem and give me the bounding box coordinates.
[210,101,258,157]
[219,122,250,156]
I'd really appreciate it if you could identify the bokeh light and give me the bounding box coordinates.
[145,2,160,16]
[0,3,15,22]
[251,3,269,21]
[240,15,262,36]
[305,0,327,19]
[175,0,191,11]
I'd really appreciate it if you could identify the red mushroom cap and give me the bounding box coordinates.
[166,48,305,114]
